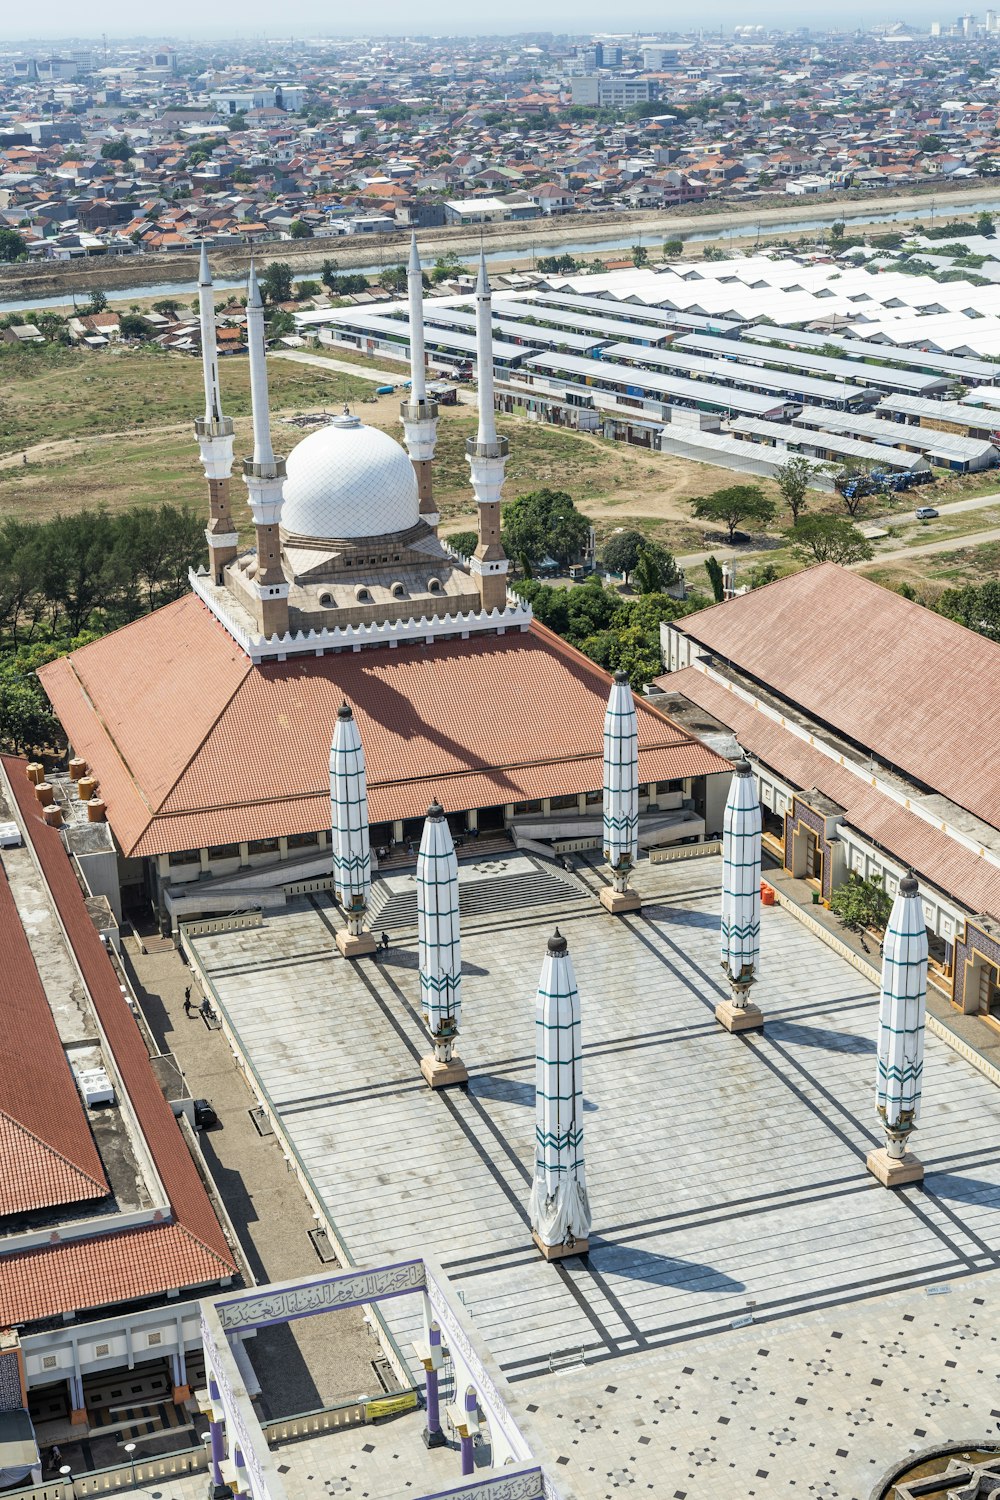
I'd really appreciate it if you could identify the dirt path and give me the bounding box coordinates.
[854,523,1000,566]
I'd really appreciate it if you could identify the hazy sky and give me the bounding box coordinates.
[0,1,960,41]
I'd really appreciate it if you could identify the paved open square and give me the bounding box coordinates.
[187,852,1000,1496]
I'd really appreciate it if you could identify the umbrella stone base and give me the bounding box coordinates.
[336,928,377,958]
[715,998,764,1032]
[532,1230,590,1261]
[420,1054,469,1089]
[866,1146,924,1187]
[599,887,642,914]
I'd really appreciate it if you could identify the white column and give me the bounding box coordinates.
[529,928,591,1259]
[716,760,764,1032]
[400,233,440,526]
[194,242,237,580]
[417,802,467,1087]
[330,702,374,957]
[600,671,641,913]
[869,872,927,1186]
[465,252,510,609]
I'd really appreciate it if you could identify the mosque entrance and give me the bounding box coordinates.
[976,959,1000,1026]
[789,825,823,888]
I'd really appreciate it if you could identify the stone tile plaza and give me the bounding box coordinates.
[179,850,1000,1500]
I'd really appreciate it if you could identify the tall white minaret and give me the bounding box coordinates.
[399,234,440,530]
[465,251,510,613]
[194,243,238,585]
[242,262,289,637]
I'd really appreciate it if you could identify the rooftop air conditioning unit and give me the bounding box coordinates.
[0,823,21,848]
[75,1067,116,1107]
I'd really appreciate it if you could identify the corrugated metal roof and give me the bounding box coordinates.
[675,565,1000,837]
[661,666,1000,920]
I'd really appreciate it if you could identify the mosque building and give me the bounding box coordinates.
[39,240,728,927]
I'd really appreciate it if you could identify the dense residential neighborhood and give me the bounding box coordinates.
[5,28,1000,263]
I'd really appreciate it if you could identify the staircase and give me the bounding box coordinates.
[367,857,589,931]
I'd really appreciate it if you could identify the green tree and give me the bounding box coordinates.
[746,561,779,590]
[0,228,27,263]
[84,289,108,316]
[918,133,943,153]
[829,873,893,935]
[511,579,570,634]
[691,486,776,543]
[445,530,479,558]
[152,299,180,317]
[0,658,57,755]
[978,210,995,237]
[937,578,1000,642]
[289,219,313,238]
[378,265,408,293]
[773,455,815,525]
[662,238,683,258]
[100,137,132,161]
[632,541,679,595]
[563,578,618,642]
[791,515,874,565]
[119,313,152,339]
[601,529,647,585]
[704,555,725,602]
[631,244,649,268]
[500,489,589,568]
[260,261,294,303]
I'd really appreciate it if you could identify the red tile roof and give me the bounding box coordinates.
[0,760,237,1325]
[40,601,727,858]
[0,1222,226,1329]
[663,667,1000,920]
[0,862,107,1216]
[674,564,1000,836]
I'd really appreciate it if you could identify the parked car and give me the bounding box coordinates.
[915,506,939,520]
[193,1098,218,1130]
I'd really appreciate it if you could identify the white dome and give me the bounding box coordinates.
[280,411,420,541]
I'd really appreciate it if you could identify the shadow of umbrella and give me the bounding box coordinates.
[767,1019,876,1055]
[589,1240,745,1293]
[472,1073,599,1111]
[924,1172,1000,1208]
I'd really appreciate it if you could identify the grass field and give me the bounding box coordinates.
[3,343,999,594]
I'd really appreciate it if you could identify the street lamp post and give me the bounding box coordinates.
[124,1442,137,1486]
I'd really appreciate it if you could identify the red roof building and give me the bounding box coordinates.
[657,564,1000,1014]
[0,757,238,1337]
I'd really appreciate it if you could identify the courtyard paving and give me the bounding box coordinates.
[183,852,1000,1499]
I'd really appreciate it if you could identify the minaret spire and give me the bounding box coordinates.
[199,241,224,425]
[465,250,510,612]
[193,241,237,585]
[241,260,289,637]
[474,250,499,447]
[399,233,440,529]
[246,261,276,469]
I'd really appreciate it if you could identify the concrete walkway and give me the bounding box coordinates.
[121,933,378,1417]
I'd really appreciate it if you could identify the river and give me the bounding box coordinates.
[5,194,1000,314]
